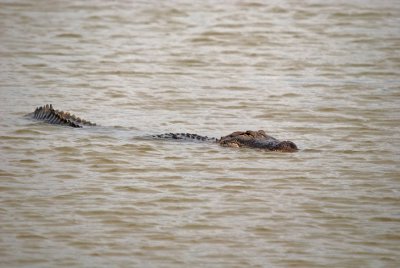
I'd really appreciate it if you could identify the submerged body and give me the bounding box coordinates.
[27,104,298,152]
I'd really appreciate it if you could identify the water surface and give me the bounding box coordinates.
[1,0,399,267]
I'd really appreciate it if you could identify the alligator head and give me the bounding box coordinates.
[218,130,298,152]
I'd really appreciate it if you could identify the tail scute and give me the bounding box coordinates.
[29,104,96,128]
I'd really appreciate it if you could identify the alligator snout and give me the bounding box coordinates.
[275,141,298,152]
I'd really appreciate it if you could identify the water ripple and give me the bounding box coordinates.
[1,0,400,267]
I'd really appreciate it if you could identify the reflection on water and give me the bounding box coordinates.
[1,0,399,267]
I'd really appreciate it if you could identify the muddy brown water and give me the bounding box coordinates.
[1,0,399,267]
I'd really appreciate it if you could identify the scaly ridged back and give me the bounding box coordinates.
[153,133,217,142]
[30,104,96,128]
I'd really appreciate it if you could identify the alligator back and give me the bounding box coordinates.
[153,133,217,142]
[28,104,96,128]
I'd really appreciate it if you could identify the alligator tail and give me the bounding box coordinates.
[29,104,96,128]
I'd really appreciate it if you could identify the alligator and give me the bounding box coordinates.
[26,104,298,152]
